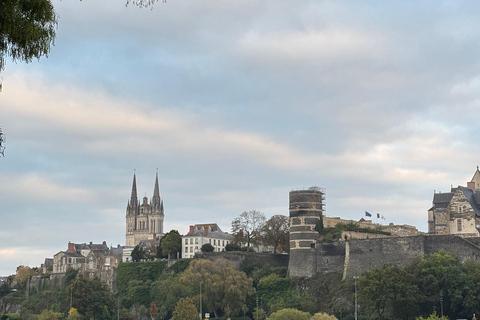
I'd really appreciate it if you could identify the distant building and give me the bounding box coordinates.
[428,168,480,237]
[182,224,234,258]
[126,172,165,247]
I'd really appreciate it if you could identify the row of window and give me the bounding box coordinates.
[184,238,228,246]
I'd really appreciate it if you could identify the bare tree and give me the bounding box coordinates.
[231,210,266,248]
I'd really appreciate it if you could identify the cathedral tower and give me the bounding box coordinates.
[125,172,165,247]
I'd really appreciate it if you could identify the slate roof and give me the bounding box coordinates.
[185,224,234,240]
[459,186,480,217]
[432,192,454,209]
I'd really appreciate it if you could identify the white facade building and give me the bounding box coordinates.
[182,224,234,258]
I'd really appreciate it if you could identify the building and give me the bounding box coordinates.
[428,168,480,237]
[182,224,234,258]
[126,172,165,246]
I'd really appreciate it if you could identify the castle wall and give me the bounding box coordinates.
[289,235,480,279]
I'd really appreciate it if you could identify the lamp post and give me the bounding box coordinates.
[199,281,203,320]
[354,276,358,320]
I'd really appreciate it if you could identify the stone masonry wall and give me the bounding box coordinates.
[288,235,480,279]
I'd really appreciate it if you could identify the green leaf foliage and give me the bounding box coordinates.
[266,308,311,320]
[0,0,58,71]
[116,260,167,296]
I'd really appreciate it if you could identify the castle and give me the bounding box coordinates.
[125,172,165,246]
[428,167,480,237]
[288,170,480,278]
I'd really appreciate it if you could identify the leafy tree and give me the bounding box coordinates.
[225,243,241,251]
[201,243,214,252]
[266,308,311,320]
[161,230,182,259]
[182,258,255,318]
[151,274,193,319]
[171,298,198,320]
[261,215,289,253]
[66,308,83,320]
[0,0,58,71]
[311,312,339,320]
[15,265,31,288]
[232,210,266,248]
[68,276,114,320]
[416,313,449,320]
[38,309,62,320]
[131,245,145,262]
[150,302,158,319]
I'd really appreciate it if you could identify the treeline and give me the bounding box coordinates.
[2,251,480,319]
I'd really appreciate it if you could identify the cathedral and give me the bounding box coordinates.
[125,172,165,246]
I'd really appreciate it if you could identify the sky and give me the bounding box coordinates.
[2,0,480,276]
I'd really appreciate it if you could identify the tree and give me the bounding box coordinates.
[68,276,115,320]
[261,215,289,254]
[232,210,266,248]
[201,243,214,252]
[182,258,255,318]
[311,312,338,320]
[150,302,158,320]
[66,308,83,320]
[131,245,145,262]
[0,0,57,71]
[171,298,198,320]
[266,308,311,320]
[38,309,62,320]
[161,230,182,259]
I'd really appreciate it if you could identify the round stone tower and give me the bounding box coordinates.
[288,187,325,277]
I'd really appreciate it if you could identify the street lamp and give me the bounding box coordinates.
[354,276,358,320]
[199,281,203,320]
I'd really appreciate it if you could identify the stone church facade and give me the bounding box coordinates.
[125,172,165,246]
[428,168,480,237]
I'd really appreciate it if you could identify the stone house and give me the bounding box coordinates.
[182,224,234,258]
[428,168,480,237]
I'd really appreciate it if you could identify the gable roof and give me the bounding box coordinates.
[459,186,480,217]
[432,192,455,209]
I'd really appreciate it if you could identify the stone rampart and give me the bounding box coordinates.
[288,235,480,279]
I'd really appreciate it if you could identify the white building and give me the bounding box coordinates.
[182,224,234,258]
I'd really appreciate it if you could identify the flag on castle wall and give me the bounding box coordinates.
[382,215,386,220]
[365,211,372,217]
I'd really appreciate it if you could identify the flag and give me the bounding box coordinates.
[365,211,372,217]
[382,215,386,220]
[377,213,380,219]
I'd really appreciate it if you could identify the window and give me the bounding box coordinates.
[195,246,198,250]
[185,239,188,244]
[195,238,198,244]
[190,247,193,253]
[105,257,111,266]
[222,240,225,246]
[459,206,463,213]
[68,258,72,264]
[457,219,462,232]
[214,239,216,245]
[190,239,193,244]
[185,247,188,253]
[209,239,211,244]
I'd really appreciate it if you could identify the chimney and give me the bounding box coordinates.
[205,226,209,236]
[189,225,194,233]
[468,181,476,192]
[103,241,106,245]
[117,244,120,248]
[67,242,75,252]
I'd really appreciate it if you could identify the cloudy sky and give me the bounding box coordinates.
[2,0,480,276]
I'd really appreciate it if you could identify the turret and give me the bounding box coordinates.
[288,187,325,277]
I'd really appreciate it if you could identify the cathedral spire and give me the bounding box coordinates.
[130,171,138,207]
[152,169,161,207]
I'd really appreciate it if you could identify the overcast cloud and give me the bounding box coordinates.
[2,0,480,276]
